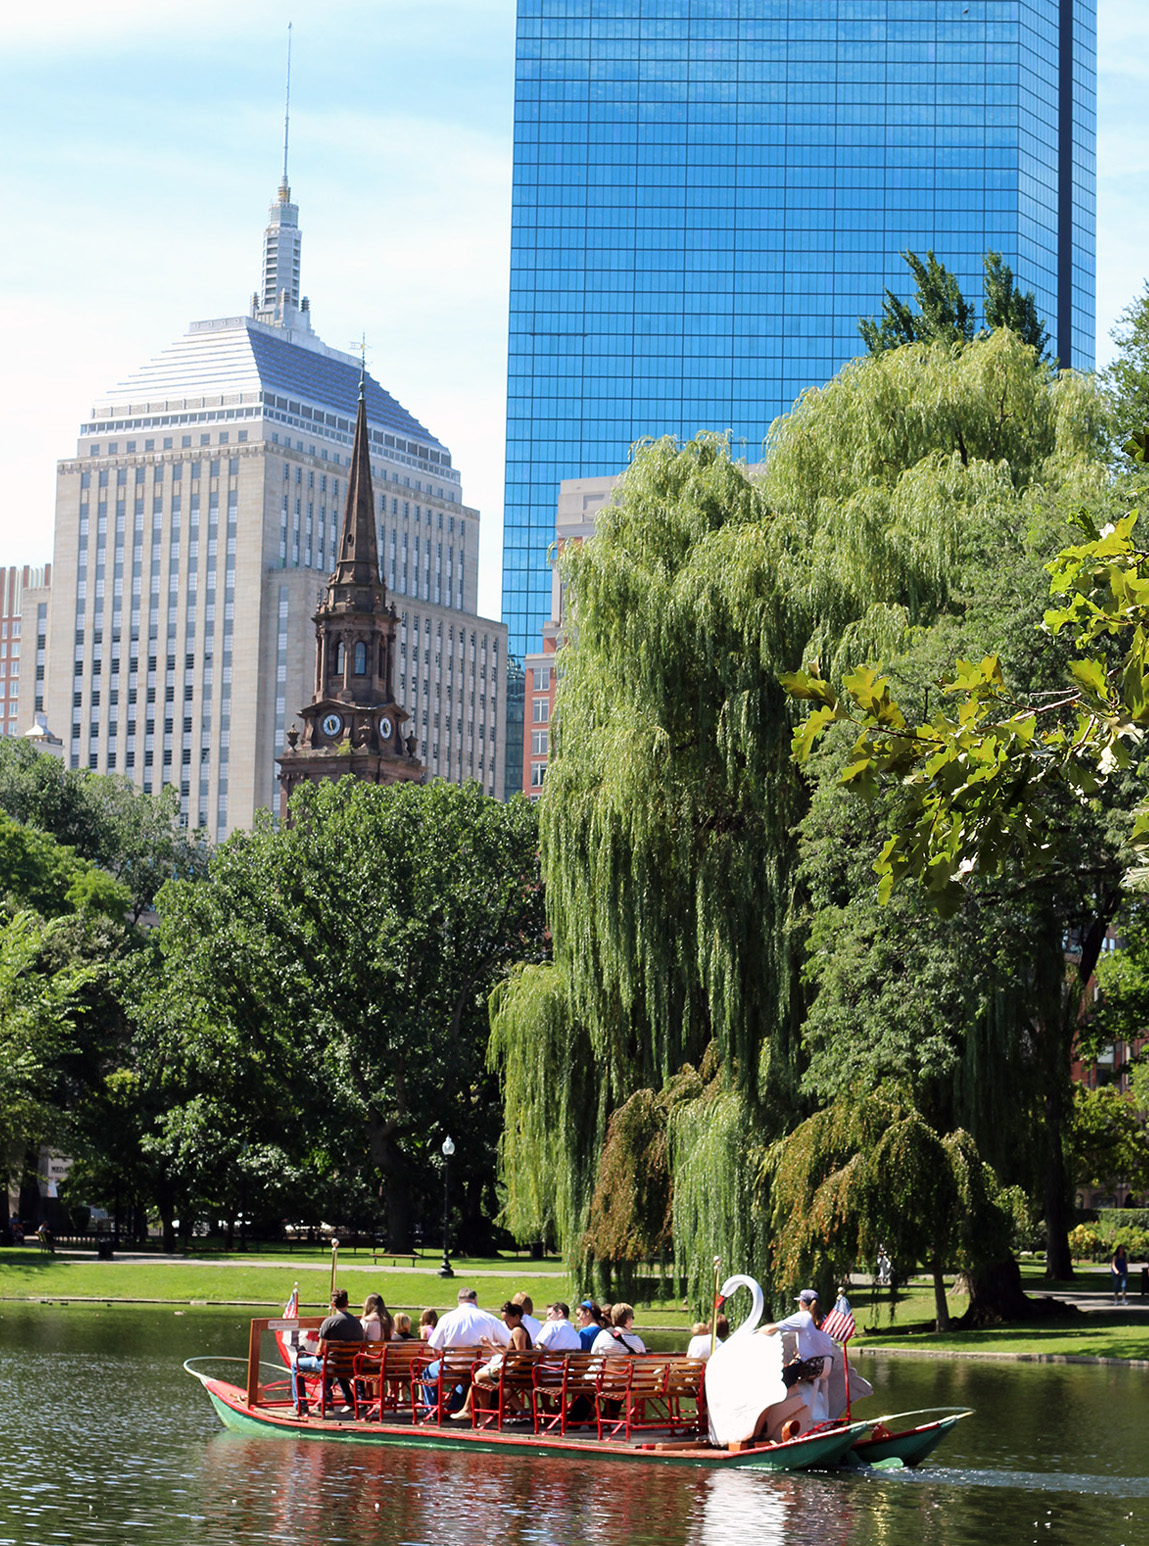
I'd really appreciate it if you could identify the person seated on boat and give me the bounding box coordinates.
[361,1294,393,1342]
[535,1301,582,1352]
[452,1301,534,1421]
[591,1303,646,1356]
[291,1288,364,1416]
[426,1286,510,1353]
[418,1308,438,1341]
[574,1299,602,1350]
[393,1313,416,1341]
[757,1289,836,1423]
[421,1287,510,1414]
[686,1321,714,1359]
[511,1291,543,1341]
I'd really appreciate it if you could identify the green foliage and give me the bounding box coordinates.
[860,250,1048,357]
[1070,1084,1149,1194]
[488,961,602,1255]
[502,326,1112,1291]
[982,253,1050,357]
[765,1092,1012,1304]
[1100,282,1149,459]
[0,739,206,921]
[859,251,975,353]
[135,778,545,1247]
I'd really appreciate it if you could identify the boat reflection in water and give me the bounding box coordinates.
[198,1427,862,1546]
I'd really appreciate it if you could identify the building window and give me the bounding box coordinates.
[532,729,548,756]
[532,698,549,723]
[530,763,546,788]
[353,641,367,675]
[534,666,551,691]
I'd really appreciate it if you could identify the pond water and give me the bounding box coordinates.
[0,1305,1143,1546]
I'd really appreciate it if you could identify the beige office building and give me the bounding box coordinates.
[43,177,505,836]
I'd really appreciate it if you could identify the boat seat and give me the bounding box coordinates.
[314,1340,363,1418]
[413,1347,481,1425]
[471,1348,543,1430]
[355,1340,426,1420]
[532,1351,601,1436]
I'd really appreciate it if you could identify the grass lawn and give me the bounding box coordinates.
[3,1247,1144,1359]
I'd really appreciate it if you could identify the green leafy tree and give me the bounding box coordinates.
[1070,1084,1149,1197]
[0,739,206,922]
[860,250,1048,357]
[136,778,545,1250]
[1101,283,1149,459]
[496,327,1110,1299]
[766,1094,1013,1329]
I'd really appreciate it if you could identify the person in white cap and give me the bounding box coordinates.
[759,1289,837,1363]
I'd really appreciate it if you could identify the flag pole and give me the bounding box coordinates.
[709,1256,721,1356]
[330,1237,339,1297]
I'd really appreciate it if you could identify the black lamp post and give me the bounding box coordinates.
[438,1135,455,1278]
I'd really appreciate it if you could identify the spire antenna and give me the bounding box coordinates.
[281,22,293,194]
[353,333,368,401]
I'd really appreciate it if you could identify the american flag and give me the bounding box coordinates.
[822,1295,856,1344]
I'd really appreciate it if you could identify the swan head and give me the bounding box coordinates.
[716,1274,765,1336]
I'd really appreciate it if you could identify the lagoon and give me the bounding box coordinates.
[0,1305,1143,1545]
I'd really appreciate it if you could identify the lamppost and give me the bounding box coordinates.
[438,1136,455,1278]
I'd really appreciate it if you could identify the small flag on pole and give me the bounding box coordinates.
[822,1294,856,1344]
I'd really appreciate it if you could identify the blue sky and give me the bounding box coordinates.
[0,1,1145,622]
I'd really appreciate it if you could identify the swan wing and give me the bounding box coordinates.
[704,1327,787,1444]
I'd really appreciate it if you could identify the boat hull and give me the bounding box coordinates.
[200,1377,865,1472]
[849,1412,967,1469]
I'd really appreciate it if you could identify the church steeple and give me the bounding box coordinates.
[331,376,382,591]
[276,377,423,814]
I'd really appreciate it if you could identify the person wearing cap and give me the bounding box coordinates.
[760,1289,837,1363]
[535,1301,581,1352]
[574,1299,601,1350]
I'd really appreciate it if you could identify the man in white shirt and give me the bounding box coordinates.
[535,1301,582,1352]
[426,1287,510,1352]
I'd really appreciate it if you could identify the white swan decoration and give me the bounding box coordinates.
[703,1274,788,1445]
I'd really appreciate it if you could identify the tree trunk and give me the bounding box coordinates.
[953,1257,1076,1326]
[1042,1085,1074,1281]
[931,1259,951,1332]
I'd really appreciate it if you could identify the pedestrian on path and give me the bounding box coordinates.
[1112,1244,1129,1305]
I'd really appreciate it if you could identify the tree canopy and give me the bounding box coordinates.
[493,325,1112,1303]
[859,250,1049,358]
[133,778,545,1249]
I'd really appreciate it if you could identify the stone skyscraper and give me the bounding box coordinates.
[45,176,506,836]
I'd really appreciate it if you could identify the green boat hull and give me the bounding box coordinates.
[201,1378,866,1472]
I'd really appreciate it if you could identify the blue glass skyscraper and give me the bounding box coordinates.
[502,0,1096,662]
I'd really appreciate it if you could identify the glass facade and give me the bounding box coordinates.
[502,0,1097,659]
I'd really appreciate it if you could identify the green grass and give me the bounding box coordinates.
[3,1248,1144,1360]
[0,1251,583,1313]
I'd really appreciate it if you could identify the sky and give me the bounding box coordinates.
[1,1,1147,624]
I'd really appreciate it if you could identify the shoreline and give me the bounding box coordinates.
[3,1295,1147,1368]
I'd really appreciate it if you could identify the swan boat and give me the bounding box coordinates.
[185,1275,971,1473]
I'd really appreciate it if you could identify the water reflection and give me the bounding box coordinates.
[0,1308,1144,1545]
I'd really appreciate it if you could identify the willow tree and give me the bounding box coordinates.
[491,329,1111,1298]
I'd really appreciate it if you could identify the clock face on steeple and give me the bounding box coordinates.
[379,715,393,740]
[321,712,343,738]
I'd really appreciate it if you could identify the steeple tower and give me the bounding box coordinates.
[277,382,423,814]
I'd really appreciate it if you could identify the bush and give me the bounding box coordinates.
[1068,1225,1107,1261]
